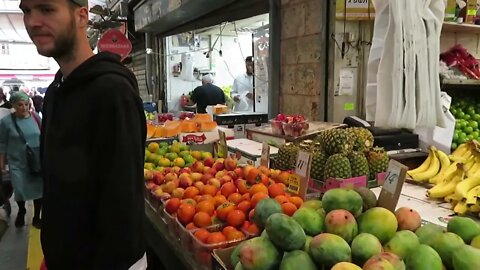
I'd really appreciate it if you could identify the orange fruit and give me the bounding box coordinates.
[194,228,210,243]
[183,186,200,199]
[213,195,227,208]
[193,212,212,228]
[185,222,198,231]
[177,203,196,225]
[249,183,268,196]
[201,185,218,196]
[246,223,260,236]
[196,200,215,216]
[251,192,269,209]
[216,202,236,221]
[248,209,255,221]
[227,192,243,204]
[222,226,238,236]
[268,183,286,198]
[220,182,237,197]
[236,200,252,214]
[165,198,181,214]
[281,202,298,216]
[226,230,245,241]
[274,195,289,205]
[245,168,260,184]
[289,196,304,209]
[206,232,227,244]
[226,209,246,227]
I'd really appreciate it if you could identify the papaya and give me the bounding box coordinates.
[239,236,281,270]
[331,262,362,270]
[358,207,398,244]
[231,241,247,267]
[353,186,377,212]
[351,233,382,266]
[309,233,351,268]
[415,223,444,246]
[430,232,465,269]
[322,188,363,217]
[384,230,420,259]
[253,198,282,229]
[265,213,306,251]
[279,250,317,270]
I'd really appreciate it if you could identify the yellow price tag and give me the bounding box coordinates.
[287,174,302,194]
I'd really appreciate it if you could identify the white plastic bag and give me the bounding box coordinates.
[179,53,197,82]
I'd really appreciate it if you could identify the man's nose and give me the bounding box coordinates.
[24,13,43,30]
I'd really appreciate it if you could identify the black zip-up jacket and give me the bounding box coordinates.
[40,52,146,270]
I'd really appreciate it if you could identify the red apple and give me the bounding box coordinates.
[212,162,225,172]
[172,166,181,174]
[172,187,185,198]
[178,174,193,188]
[216,158,225,164]
[145,182,156,190]
[224,158,237,171]
[206,168,217,177]
[220,175,233,185]
[144,169,154,181]
[234,167,243,178]
[165,172,178,183]
[179,167,192,174]
[190,172,203,182]
[152,171,165,185]
[191,161,205,173]
[163,181,176,193]
[208,178,221,189]
[203,157,215,167]
[259,174,270,186]
[163,167,172,174]
[201,174,213,184]
[226,171,238,181]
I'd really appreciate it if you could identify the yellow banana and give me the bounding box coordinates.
[426,174,462,199]
[455,175,480,199]
[411,150,440,182]
[429,150,452,184]
[465,185,480,205]
[468,203,480,213]
[467,162,480,178]
[454,200,468,215]
[408,150,434,176]
[465,157,476,171]
[451,143,469,158]
[444,193,461,204]
[462,148,474,160]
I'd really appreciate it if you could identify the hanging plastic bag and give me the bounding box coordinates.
[179,53,197,82]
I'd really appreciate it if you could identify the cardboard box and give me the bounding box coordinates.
[227,139,278,167]
[179,127,234,144]
[212,246,236,270]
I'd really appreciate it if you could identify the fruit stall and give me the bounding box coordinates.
[141,115,480,270]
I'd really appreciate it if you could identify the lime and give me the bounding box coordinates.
[468,134,474,141]
[464,126,474,134]
[459,133,468,143]
[451,142,458,150]
[473,114,480,121]
[472,131,479,138]
[457,111,465,119]
[453,132,459,141]
[455,122,462,129]
[451,108,457,115]
[467,106,476,115]
[470,121,479,129]
[464,114,472,120]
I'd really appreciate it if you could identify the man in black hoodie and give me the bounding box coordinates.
[20,0,147,269]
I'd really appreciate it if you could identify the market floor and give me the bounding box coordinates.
[0,198,40,270]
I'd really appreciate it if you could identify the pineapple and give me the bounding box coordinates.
[275,143,299,170]
[347,127,374,152]
[323,154,352,179]
[310,149,328,180]
[366,147,389,180]
[348,151,370,177]
[323,129,354,155]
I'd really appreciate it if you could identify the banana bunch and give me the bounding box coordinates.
[408,146,449,183]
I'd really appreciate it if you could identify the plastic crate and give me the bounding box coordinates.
[163,208,181,242]
[176,218,196,251]
[189,224,247,270]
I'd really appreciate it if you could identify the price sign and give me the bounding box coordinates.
[336,0,375,20]
[260,142,270,167]
[286,151,312,199]
[378,159,408,212]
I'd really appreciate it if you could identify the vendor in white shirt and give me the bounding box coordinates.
[231,56,254,112]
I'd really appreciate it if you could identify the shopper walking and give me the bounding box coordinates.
[0,87,12,109]
[0,91,43,228]
[20,0,147,269]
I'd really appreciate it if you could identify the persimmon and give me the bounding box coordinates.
[177,203,195,225]
[281,202,298,216]
[196,200,215,216]
[227,210,246,227]
[193,212,212,228]
[194,228,210,243]
[216,202,236,221]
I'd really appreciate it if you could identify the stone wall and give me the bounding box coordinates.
[280,0,327,121]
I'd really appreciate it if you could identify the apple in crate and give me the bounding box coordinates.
[204,157,215,167]
[224,157,237,171]
[152,171,165,185]
[191,161,205,173]
[178,173,193,188]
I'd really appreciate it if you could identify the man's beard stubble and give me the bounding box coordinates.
[35,16,77,61]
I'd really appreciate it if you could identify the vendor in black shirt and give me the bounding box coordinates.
[190,74,226,113]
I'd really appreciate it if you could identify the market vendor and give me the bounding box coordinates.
[190,74,226,113]
[231,56,254,112]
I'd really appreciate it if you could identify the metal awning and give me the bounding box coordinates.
[0,13,30,43]
[134,0,269,36]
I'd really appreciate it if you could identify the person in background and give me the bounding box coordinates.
[190,74,226,113]
[20,0,147,269]
[231,56,254,112]
[0,87,12,109]
[0,91,43,228]
[32,94,44,115]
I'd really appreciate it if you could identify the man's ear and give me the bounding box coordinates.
[77,7,89,29]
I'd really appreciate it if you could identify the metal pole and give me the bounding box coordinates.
[145,32,153,100]
[268,0,280,118]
